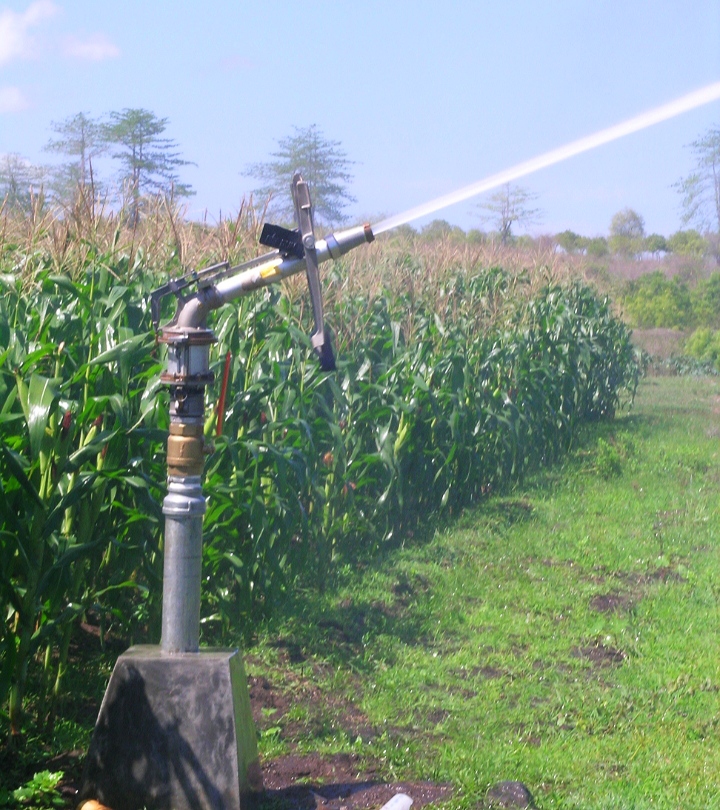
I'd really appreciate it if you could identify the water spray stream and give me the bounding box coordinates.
[372,81,720,235]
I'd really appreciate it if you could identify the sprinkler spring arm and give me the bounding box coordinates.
[150,261,228,331]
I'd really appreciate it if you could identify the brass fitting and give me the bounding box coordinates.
[167,423,205,477]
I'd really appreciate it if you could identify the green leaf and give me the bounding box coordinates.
[89,332,152,367]
[64,429,118,472]
[12,770,63,803]
[41,472,99,541]
[48,274,89,302]
[16,373,58,461]
[94,580,149,598]
[0,443,43,509]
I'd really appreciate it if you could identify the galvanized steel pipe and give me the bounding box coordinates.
[161,478,205,652]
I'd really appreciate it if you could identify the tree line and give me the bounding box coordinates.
[2,111,719,248]
[400,210,716,265]
[555,208,714,261]
[0,115,358,228]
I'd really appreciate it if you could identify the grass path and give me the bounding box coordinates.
[251,376,720,809]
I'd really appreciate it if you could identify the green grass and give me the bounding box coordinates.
[248,375,720,809]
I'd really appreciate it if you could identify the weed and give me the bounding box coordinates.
[595,438,623,478]
[0,771,64,809]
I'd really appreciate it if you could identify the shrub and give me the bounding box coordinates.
[691,272,720,327]
[685,326,720,369]
[622,271,693,329]
[586,237,609,258]
[668,229,707,258]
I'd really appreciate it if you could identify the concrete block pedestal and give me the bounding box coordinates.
[79,645,262,810]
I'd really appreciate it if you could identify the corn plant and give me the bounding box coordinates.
[195,267,638,642]
[0,259,165,741]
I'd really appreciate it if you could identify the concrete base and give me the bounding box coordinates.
[80,645,262,810]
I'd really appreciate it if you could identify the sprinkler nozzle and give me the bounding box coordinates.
[321,223,375,260]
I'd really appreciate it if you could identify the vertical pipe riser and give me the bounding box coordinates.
[158,326,215,654]
[161,479,206,652]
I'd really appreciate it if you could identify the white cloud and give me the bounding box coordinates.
[0,0,58,64]
[63,32,119,61]
[0,85,29,113]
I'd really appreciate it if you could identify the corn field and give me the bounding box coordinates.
[0,201,638,740]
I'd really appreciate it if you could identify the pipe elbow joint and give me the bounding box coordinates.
[175,286,225,329]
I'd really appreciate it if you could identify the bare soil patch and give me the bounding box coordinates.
[262,754,451,810]
[589,592,633,613]
[571,643,625,668]
[249,666,452,810]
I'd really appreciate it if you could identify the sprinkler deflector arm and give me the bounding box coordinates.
[292,172,335,370]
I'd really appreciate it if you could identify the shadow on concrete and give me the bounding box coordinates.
[82,664,226,810]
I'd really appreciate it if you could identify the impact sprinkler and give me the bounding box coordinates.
[79,175,374,810]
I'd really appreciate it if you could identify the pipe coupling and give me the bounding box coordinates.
[162,478,206,517]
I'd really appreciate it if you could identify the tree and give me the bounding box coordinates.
[667,229,707,258]
[477,184,540,245]
[0,153,47,211]
[102,108,194,221]
[44,112,105,200]
[420,219,465,242]
[244,124,356,227]
[466,229,488,245]
[555,230,588,254]
[644,233,668,257]
[676,127,720,234]
[609,208,645,256]
[586,237,609,258]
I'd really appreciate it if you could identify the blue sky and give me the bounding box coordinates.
[1,1,719,237]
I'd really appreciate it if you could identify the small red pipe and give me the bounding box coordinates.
[216,350,232,437]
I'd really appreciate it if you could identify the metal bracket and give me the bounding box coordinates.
[259,223,304,259]
[150,261,229,332]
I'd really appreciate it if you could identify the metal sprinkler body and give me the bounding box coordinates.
[80,175,374,810]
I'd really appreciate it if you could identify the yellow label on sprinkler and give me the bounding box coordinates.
[259,261,282,279]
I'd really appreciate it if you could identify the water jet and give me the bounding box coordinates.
[372,81,720,235]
